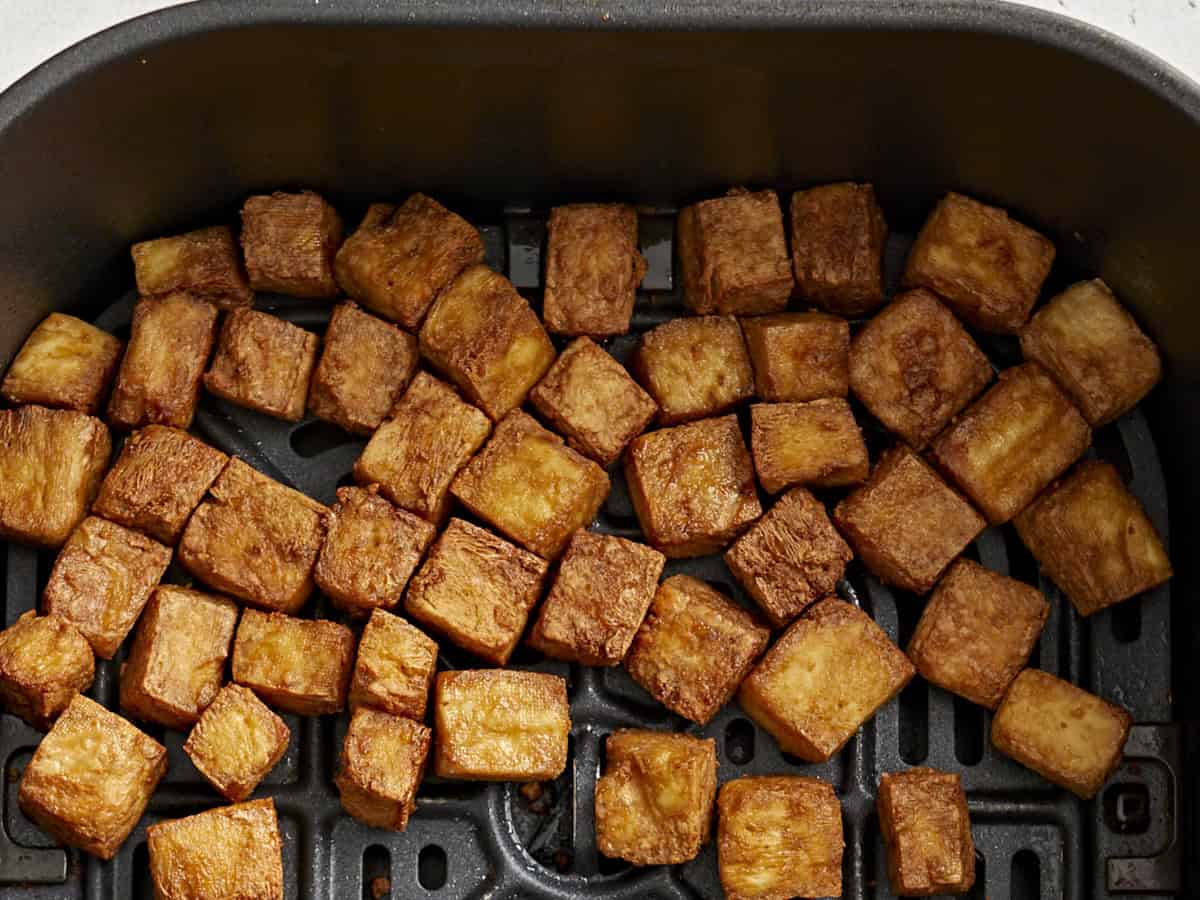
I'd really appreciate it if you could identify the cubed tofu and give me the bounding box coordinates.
[335,707,431,831]
[178,458,327,614]
[594,730,718,865]
[528,337,657,466]
[991,668,1131,798]
[349,609,438,719]
[450,410,610,559]
[119,586,239,730]
[624,415,762,558]
[131,224,253,310]
[1020,279,1162,426]
[334,194,485,330]
[240,190,342,298]
[419,264,555,420]
[18,694,166,860]
[404,518,548,665]
[231,609,354,716]
[0,612,94,731]
[877,768,976,896]
[527,530,665,666]
[0,313,123,413]
[740,311,850,404]
[625,575,769,725]
[204,308,319,421]
[833,447,985,595]
[929,362,1091,524]
[43,516,172,659]
[542,203,647,337]
[0,405,110,548]
[903,192,1056,334]
[677,188,794,315]
[739,598,914,762]
[749,399,869,494]
[718,775,844,900]
[433,670,570,781]
[1014,461,1171,616]
[633,316,754,424]
[183,683,290,802]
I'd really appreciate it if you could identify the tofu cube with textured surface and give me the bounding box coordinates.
[336,707,431,831]
[1,313,123,413]
[740,311,850,404]
[204,308,319,421]
[131,224,253,310]
[183,683,290,802]
[232,609,354,716]
[240,190,342,298]
[18,694,166,859]
[349,609,438,720]
[750,399,868,494]
[633,316,754,424]
[877,767,976,896]
[0,612,94,731]
[790,181,888,316]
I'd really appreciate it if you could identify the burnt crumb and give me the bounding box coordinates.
[553,849,573,873]
[369,875,390,899]
[519,781,544,803]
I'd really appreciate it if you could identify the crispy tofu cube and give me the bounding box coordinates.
[0,405,110,548]
[231,609,354,715]
[1020,279,1162,425]
[930,362,1091,524]
[18,694,166,859]
[594,730,718,865]
[0,612,94,731]
[991,669,1131,798]
[749,399,868,494]
[542,203,647,336]
[433,670,570,781]
[336,707,431,831]
[1,313,123,413]
[528,337,657,466]
[718,775,844,900]
[43,516,172,659]
[334,194,485,330]
[790,181,888,316]
[625,415,762,558]
[240,190,343,298]
[183,683,290,802]
[1014,461,1171,616]
[419,264,555,420]
[833,447,985,595]
[877,768,976,896]
[528,530,665,666]
[404,518,547,665]
[625,575,769,725]
[131,224,253,310]
[740,311,850,404]
[178,458,327,614]
[349,609,438,719]
[678,188,794,315]
[739,598,914,762]
[204,308,319,421]
[633,316,754,424]
[903,192,1056,334]
[451,411,610,559]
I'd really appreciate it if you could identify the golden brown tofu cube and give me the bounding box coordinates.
[240,190,343,298]
[131,224,253,310]
[877,768,976,896]
[594,729,718,865]
[740,311,850,404]
[43,516,172,659]
[433,669,570,781]
[335,707,431,831]
[231,609,354,715]
[183,683,290,802]
[633,316,754,424]
[750,399,869,494]
[528,530,665,666]
[404,518,547,665]
[930,362,1091,524]
[528,337,657,466]
[1,313,123,413]
[119,586,239,730]
[0,405,110,548]
[903,192,1056,334]
[624,415,762,558]
[349,609,438,719]
[178,458,327,614]
[833,447,985,595]
[1020,279,1162,426]
[18,694,166,860]
[543,203,647,337]
[991,668,1131,798]
[0,612,94,731]
[204,308,319,421]
[1014,460,1172,616]
[739,598,914,762]
[625,575,769,725]
[718,775,844,900]
[419,264,555,420]
[334,194,485,330]
[451,410,610,559]
[678,188,794,315]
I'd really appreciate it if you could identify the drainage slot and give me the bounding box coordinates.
[953,695,985,766]
[1010,849,1041,900]
[898,678,928,764]
[131,842,153,899]
[417,845,447,891]
[969,852,987,899]
[362,844,390,899]
[290,419,359,458]
[1103,781,1150,835]
[724,718,755,765]
[1110,603,1142,643]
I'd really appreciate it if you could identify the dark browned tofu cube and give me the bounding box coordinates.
[131,224,253,310]
[231,609,354,716]
[419,264,555,420]
[634,316,754,424]
[625,415,762,558]
[405,518,548,665]
[240,190,342,298]
[336,707,431,831]
[790,181,888,316]
[903,192,1056,334]
[183,683,290,802]
[930,362,1091,524]
[349,609,438,719]
[1,313,123,413]
[1014,461,1171,616]
[204,308,319,421]
[833,447,985,595]
[678,188,794,315]
[0,612,94,731]
[739,598,914,762]
[991,669,1131,798]
[877,768,976,896]
[18,694,166,860]
[740,311,850,403]
[750,399,868,494]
